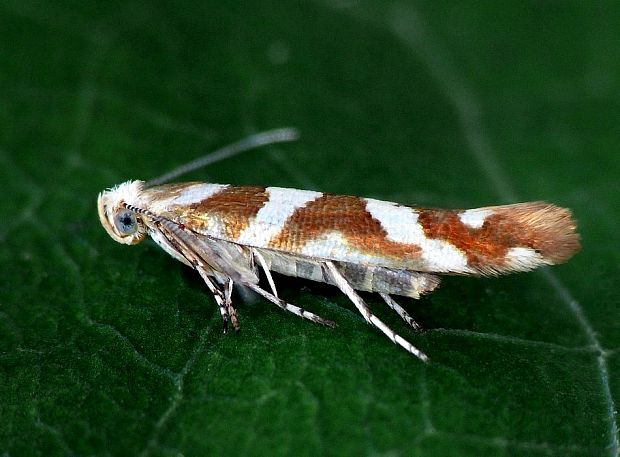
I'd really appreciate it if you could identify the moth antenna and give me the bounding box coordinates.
[146,127,300,187]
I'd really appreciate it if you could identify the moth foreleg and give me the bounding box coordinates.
[379,293,422,331]
[224,278,239,332]
[196,267,232,333]
[245,283,335,327]
[154,221,242,332]
[323,261,428,362]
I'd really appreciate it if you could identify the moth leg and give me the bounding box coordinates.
[153,220,244,333]
[323,261,428,362]
[251,248,279,298]
[224,278,240,332]
[196,267,231,333]
[245,283,335,327]
[379,293,422,331]
[152,221,231,332]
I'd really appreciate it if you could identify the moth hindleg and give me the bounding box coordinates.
[323,261,428,362]
[379,293,422,331]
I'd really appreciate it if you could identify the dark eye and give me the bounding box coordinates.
[114,210,138,235]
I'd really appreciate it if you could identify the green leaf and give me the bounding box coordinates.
[1,1,618,456]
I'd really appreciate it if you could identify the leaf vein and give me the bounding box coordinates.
[139,325,212,457]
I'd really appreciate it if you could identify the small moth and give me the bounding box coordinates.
[98,128,580,361]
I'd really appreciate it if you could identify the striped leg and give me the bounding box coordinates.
[379,293,422,331]
[154,221,237,333]
[324,261,428,362]
[245,283,335,327]
[224,278,240,332]
[196,267,231,333]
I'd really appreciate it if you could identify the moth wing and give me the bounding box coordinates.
[169,192,423,271]
[161,186,579,276]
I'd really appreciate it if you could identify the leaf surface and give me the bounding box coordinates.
[1,1,619,456]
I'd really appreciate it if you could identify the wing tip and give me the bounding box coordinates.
[495,202,581,270]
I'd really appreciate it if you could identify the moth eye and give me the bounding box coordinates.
[113,210,138,235]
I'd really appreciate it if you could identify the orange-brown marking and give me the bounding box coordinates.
[269,195,422,259]
[417,210,514,269]
[187,186,269,239]
[418,202,580,271]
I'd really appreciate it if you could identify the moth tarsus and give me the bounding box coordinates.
[98,129,580,362]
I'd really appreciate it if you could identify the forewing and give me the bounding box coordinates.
[147,184,579,276]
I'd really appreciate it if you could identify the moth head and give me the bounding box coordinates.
[97,180,147,245]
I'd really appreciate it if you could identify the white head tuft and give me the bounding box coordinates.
[97,180,148,245]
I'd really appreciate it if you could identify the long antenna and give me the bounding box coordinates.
[145,127,300,187]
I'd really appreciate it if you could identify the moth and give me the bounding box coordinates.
[98,128,580,361]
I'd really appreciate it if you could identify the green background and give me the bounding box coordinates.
[1,1,619,456]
